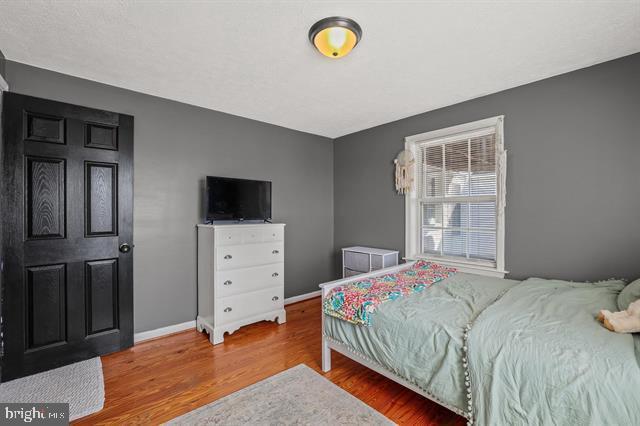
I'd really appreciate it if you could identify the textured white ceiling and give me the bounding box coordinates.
[0,1,638,138]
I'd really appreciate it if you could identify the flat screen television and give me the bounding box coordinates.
[206,176,272,222]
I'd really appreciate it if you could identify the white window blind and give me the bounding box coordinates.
[416,128,500,266]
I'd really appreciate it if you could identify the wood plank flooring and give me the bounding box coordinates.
[75,297,465,425]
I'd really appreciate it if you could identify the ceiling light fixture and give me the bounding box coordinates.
[309,16,362,59]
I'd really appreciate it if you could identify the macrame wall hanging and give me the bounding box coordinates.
[394,149,415,194]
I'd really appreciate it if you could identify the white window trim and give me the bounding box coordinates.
[404,115,507,278]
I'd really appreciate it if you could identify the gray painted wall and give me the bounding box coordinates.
[334,53,640,282]
[6,61,334,333]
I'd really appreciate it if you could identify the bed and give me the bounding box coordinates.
[320,261,640,425]
[468,277,640,425]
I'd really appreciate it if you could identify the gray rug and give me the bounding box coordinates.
[168,364,395,425]
[0,357,104,421]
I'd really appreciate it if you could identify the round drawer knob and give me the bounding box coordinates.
[224,307,232,312]
[272,250,279,254]
[272,296,279,301]
[224,280,232,286]
[272,272,279,277]
[224,254,232,259]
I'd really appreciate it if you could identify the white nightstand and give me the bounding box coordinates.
[341,246,399,278]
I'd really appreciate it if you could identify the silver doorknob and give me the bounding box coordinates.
[224,280,232,286]
[224,307,232,312]
[272,296,279,301]
[119,243,132,253]
[224,255,232,259]
[272,272,279,277]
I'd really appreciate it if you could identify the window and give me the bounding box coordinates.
[405,116,506,277]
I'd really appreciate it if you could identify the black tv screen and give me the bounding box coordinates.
[206,176,272,222]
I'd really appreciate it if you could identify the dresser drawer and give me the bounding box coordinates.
[214,228,244,246]
[215,286,284,325]
[215,226,284,246]
[216,263,284,297]
[216,242,284,270]
[260,227,284,242]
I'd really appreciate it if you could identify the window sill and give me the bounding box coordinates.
[404,255,507,279]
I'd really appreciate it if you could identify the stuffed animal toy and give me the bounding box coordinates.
[597,299,640,333]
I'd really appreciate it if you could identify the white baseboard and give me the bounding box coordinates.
[134,320,196,343]
[284,290,321,305]
[133,290,321,344]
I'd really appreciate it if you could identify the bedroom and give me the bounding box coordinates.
[0,1,638,424]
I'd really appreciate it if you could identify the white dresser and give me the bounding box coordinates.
[196,223,286,345]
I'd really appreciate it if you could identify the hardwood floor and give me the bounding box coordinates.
[75,297,465,425]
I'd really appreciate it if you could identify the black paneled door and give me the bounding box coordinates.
[1,93,133,381]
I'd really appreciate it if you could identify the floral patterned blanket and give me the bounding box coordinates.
[323,261,457,326]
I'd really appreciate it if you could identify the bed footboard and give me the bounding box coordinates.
[318,262,415,372]
[317,261,470,419]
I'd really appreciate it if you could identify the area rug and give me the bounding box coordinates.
[0,357,104,421]
[167,364,395,425]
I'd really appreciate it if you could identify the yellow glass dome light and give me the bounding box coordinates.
[309,17,362,59]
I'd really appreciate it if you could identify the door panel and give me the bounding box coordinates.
[25,264,67,350]
[85,259,118,336]
[1,93,134,381]
[23,111,65,144]
[85,122,118,150]
[25,157,66,239]
[85,162,118,236]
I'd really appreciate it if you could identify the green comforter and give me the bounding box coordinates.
[324,272,519,413]
[468,278,640,425]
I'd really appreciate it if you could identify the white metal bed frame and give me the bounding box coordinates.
[319,261,470,420]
